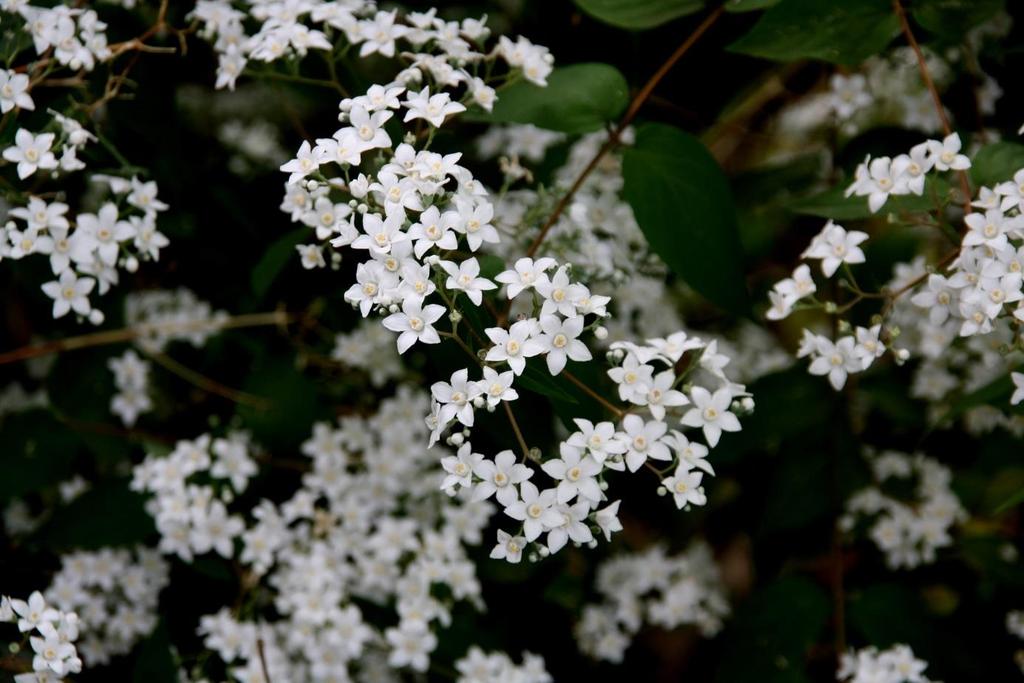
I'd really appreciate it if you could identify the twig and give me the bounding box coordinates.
[561,369,624,417]
[892,0,973,214]
[144,349,271,409]
[255,634,273,683]
[0,311,296,365]
[524,4,725,257]
[503,401,531,460]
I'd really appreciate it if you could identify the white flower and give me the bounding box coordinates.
[827,73,872,120]
[927,132,971,172]
[484,319,543,375]
[476,366,518,407]
[489,529,526,563]
[279,140,319,184]
[495,257,557,299]
[805,334,860,390]
[382,300,445,353]
[41,269,94,318]
[503,481,560,541]
[681,387,741,447]
[403,86,466,128]
[565,418,626,464]
[3,129,57,179]
[0,69,33,112]
[619,414,671,472]
[662,466,707,509]
[442,257,496,305]
[802,221,868,277]
[536,314,591,375]
[541,443,603,504]
[1012,372,1024,406]
[545,502,593,553]
[441,443,484,494]
[473,450,532,506]
[432,368,481,427]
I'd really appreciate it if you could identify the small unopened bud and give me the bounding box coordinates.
[357,203,368,214]
[449,433,464,446]
[594,325,608,340]
[306,179,319,191]
[449,310,463,323]
[124,255,139,273]
[824,301,837,313]
[388,304,399,313]
[657,486,667,496]
[472,396,485,408]
[88,309,104,326]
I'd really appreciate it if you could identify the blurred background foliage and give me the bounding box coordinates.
[2,0,1024,681]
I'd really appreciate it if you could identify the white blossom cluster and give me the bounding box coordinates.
[218,119,288,175]
[453,647,552,683]
[1008,610,1024,673]
[575,542,728,663]
[840,450,965,570]
[108,349,153,426]
[124,288,230,352]
[247,3,751,568]
[476,124,565,165]
[0,590,82,681]
[44,547,169,666]
[141,388,499,679]
[131,432,256,561]
[330,319,404,387]
[838,644,933,683]
[0,382,47,417]
[191,0,550,93]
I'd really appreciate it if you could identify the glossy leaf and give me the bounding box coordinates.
[622,122,749,313]
[573,0,705,29]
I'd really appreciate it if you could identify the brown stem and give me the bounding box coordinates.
[892,0,973,214]
[0,311,296,365]
[256,635,273,683]
[561,369,624,418]
[144,350,271,409]
[524,4,725,258]
[503,401,530,460]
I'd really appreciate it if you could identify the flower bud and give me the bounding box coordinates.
[88,309,104,326]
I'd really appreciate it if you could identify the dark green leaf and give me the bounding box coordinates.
[518,360,580,405]
[236,357,323,450]
[132,622,177,683]
[623,123,749,313]
[726,0,781,11]
[716,576,830,682]
[44,480,155,550]
[848,584,931,648]
[790,177,950,221]
[970,142,1024,189]
[488,64,629,134]
[573,0,705,29]
[912,0,1004,40]
[729,0,899,65]
[251,227,308,298]
[0,411,77,502]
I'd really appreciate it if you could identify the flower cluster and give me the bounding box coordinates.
[330,319,404,387]
[124,288,229,352]
[840,450,965,569]
[131,432,255,561]
[576,542,728,663]
[1008,610,1024,673]
[838,644,933,683]
[141,388,497,678]
[44,547,169,666]
[0,590,82,681]
[454,647,552,683]
[108,349,152,426]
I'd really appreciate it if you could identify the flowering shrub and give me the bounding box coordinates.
[2,0,1024,681]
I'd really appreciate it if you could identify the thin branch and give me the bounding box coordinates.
[561,369,624,418]
[524,4,725,257]
[892,0,973,215]
[255,634,273,683]
[0,311,297,365]
[144,349,271,409]
[503,401,531,460]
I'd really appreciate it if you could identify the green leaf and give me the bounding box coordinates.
[970,142,1024,189]
[715,576,830,682]
[573,0,704,29]
[848,584,931,649]
[790,178,950,221]
[912,0,1004,40]
[236,357,324,450]
[132,622,177,683]
[726,0,781,11]
[44,480,155,550]
[995,487,1024,513]
[940,372,1014,425]
[622,122,749,313]
[518,360,580,405]
[488,64,629,134]
[0,411,77,502]
[729,0,899,65]
[251,227,308,298]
